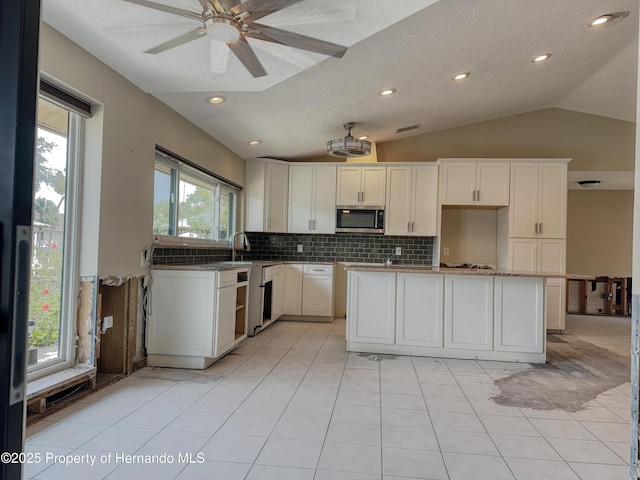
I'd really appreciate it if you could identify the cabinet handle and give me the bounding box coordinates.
[411,221,414,232]
[313,220,316,230]
[476,190,480,202]
[408,221,411,232]
[361,191,364,202]
[539,223,542,235]
[308,220,312,230]
[535,222,539,234]
[357,191,361,202]
[472,190,476,202]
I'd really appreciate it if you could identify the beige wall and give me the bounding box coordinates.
[39,23,245,278]
[568,190,633,277]
[440,209,499,266]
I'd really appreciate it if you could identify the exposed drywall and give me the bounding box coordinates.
[38,23,246,279]
[439,208,498,266]
[567,190,633,277]
[76,278,96,365]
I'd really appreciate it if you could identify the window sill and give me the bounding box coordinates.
[152,234,231,249]
[26,364,96,401]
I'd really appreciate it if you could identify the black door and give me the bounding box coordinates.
[0,1,42,479]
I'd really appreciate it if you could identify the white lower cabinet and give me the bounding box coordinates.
[283,264,303,315]
[444,275,493,351]
[545,278,565,331]
[348,271,396,344]
[396,274,443,348]
[215,284,237,357]
[494,277,544,353]
[282,264,334,317]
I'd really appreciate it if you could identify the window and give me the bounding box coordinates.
[153,150,238,242]
[28,95,83,378]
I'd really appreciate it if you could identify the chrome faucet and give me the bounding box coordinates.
[231,232,251,261]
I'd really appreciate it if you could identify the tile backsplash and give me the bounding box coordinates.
[152,234,434,265]
[244,232,434,265]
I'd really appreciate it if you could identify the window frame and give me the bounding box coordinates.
[153,150,239,246]
[27,102,83,380]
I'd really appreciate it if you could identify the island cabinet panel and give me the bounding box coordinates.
[396,274,443,348]
[348,271,396,344]
[494,277,544,353]
[444,275,493,350]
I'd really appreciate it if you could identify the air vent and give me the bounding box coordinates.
[396,124,420,134]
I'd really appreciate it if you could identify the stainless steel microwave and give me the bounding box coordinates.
[336,206,384,233]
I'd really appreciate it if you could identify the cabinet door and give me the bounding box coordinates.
[302,275,334,316]
[348,272,395,344]
[494,277,544,353]
[283,265,303,315]
[361,166,386,205]
[538,163,566,238]
[444,275,493,350]
[396,274,443,347]
[244,162,266,231]
[266,163,288,232]
[476,163,509,206]
[509,163,539,237]
[508,238,537,272]
[546,278,566,331]
[411,165,438,235]
[288,165,313,233]
[312,166,337,233]
[148,271,215,357]
[537,239,565,273]
[384,166,411,235]
[336,166,362,205]
[214,285,236,357]
[440,163,475,205]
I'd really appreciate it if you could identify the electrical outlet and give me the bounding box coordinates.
[443,247,450,256]
[297,244,303,253]
[395,247,402,256]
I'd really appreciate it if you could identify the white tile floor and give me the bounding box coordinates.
[25,317,631,480]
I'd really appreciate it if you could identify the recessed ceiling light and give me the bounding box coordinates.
[358,135,369,140]
[248,139,261,146]
[205,95,226,105]
[451,72,470,81]
[589,14,613,26]
[379,88,397,96]
[532,53,551,63]
[588,11,629,27]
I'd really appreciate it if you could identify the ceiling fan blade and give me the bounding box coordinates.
[219,0,241,11]
[209,39,230,74]
[144,27,205,54]
[231,0,305,23]
[252,40,316,69]
[121,0,202,20]
[105,22,195,34]
[245,24,347,58]
[228,37,267,77]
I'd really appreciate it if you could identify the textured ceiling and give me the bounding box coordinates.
[42,0,638,160]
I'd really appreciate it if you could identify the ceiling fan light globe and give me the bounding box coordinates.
[205,18,241,42]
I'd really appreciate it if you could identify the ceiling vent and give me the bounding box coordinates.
[327,122,371,158]
[396,124,420,134]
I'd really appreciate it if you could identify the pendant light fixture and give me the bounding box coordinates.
[327,122,371,158]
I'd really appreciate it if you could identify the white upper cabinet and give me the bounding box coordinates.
[509,162,567,238]
[288,165,337,234]
[385,165,438,236]
[336,166,386,206]
[440,160,509,206]
[245,160,289,233]
[508,238,565,273]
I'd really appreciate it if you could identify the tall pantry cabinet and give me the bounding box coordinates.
[507,160,570,331]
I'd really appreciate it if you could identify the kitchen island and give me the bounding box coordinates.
[346,265,589,364]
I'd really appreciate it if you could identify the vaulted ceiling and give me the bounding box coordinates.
[43,0,638,160]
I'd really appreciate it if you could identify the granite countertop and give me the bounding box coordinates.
[344,264,594,280]
[152,260,335,271]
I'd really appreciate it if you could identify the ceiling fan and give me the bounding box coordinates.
[119,0,348,77]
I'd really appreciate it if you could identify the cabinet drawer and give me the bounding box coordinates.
[264,265,282,281]
[218,270,237,288]
[303,264,333,276]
